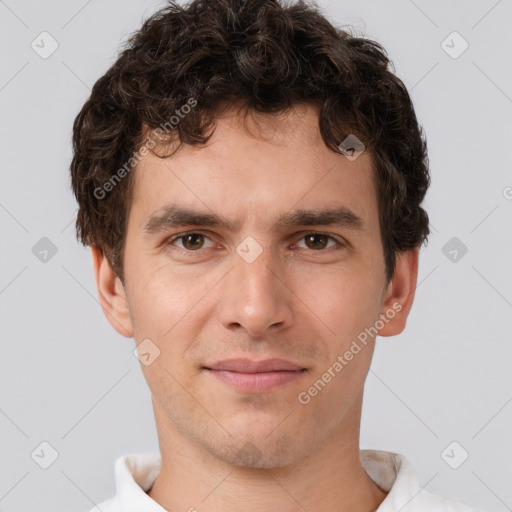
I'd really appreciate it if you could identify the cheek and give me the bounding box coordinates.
[296,267,382,338]
[127,274,214,383]
[126,263,206,336]
[129,281,204,393]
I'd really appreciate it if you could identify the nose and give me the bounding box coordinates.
[218,245,294,338]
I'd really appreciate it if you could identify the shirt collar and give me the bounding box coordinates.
[104,449,466,512]
[114,453,165,511]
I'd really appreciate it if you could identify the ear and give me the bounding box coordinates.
[378,247,419,337]
[91,245,134,338]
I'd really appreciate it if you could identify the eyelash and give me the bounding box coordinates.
[165,231,346,255]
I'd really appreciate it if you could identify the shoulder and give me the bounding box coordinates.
[406,490,486,512]
[361,449,488,512]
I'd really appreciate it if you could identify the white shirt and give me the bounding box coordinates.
[86,449,483,512]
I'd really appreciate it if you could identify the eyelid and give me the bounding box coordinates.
[292,231,346,249]
[166,230,216,249]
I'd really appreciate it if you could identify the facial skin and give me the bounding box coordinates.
[92,103,419,512]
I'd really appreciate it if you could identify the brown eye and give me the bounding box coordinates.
[180,233,205,250]
[169,232,214,251]
[298,233,340,251]
[304,234,330,250]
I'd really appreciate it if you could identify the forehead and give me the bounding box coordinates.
[129,104,378,234]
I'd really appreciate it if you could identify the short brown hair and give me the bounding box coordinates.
[70,0,430,284]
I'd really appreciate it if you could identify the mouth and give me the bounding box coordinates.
[203,358,308,393]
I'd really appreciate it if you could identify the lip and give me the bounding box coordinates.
[204,358,305,372]
[203,358,307,393]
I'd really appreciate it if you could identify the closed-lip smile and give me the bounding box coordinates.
[203,358,307,393]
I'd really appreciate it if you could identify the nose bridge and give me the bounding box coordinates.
[240,246,278,293]
[218,241,292,336]
[235,240,282,307]
[234,232,278,283]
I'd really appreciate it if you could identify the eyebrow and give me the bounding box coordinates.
[142,204,364,236]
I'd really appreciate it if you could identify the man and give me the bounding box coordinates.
[70,0,483,510]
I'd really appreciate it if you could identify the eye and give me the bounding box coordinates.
[168,232,215,251]
[166,231,345,254]
[295,233,343,251]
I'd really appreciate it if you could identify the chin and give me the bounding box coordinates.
[206,431,306,469]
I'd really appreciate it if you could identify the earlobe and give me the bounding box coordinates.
[378,247,419,337]
[91,246,134,338]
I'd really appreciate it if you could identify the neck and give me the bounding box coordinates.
[146,401,388,512]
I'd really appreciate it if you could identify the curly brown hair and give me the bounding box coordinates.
[70,0,430,285]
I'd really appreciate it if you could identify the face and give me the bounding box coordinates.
[94,103,417,469]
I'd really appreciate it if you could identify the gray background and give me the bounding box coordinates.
[1,0,511,511]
